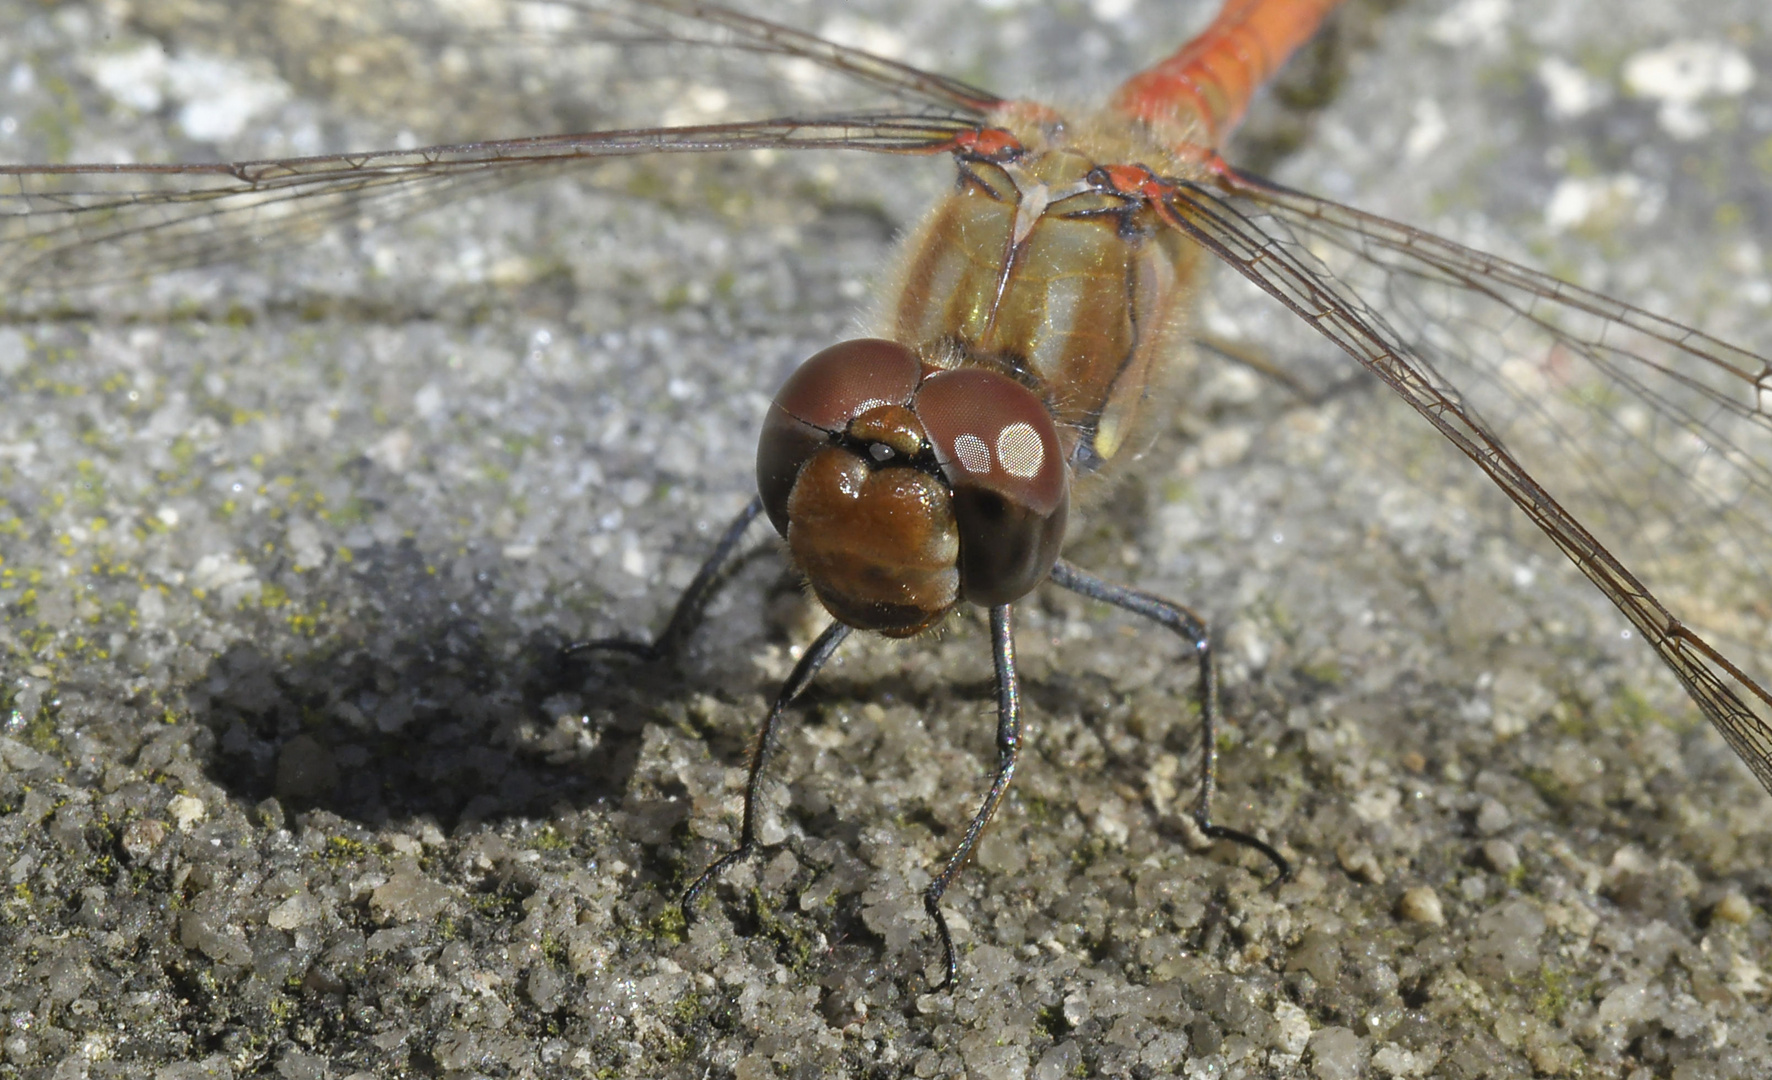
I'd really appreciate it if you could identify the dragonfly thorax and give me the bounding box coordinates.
[889,143,1204,491]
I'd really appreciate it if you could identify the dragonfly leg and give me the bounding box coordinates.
[682,620,852,916]
[1047,560,1289,882]
[924,604,1022,992]
[562,495,765,663]
[1195,333,1317,402]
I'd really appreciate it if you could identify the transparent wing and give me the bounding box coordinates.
[0,0,998,301]
[551,0,1004,114]
[0,116,982,296]
[1159,166,1772,795]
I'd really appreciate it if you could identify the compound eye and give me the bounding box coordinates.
[913,369,1070,606]
[756,339,922,535]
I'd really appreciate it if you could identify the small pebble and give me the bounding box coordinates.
[167,795,206,831]
[1033,1041,1082,1080]
[1711,891,1755,925]
[1395,886,1445,926]
[1273,1000,1312,1056]
[267,893,319,930]
[1481,839,1520,874]
[1307,1026,1364,1080]
[1474,798,1511,836]
[1337,843,1385,885]
[733,1055,773,1080]
[120,819,169,862]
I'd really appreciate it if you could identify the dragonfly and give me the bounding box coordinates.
[2,0,1769,989]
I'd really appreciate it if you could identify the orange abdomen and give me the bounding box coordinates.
[1111,0,1346,147]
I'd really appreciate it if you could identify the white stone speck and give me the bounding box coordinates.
[163,52,292,143]
[620,542,647,578]
[1088,0,1135,19]
[1712,891,1756,925]
[1537,56,1607,120]
[267,892,319,930]
[83,42,169,113]
[136,588,166,626]
[1273,1000,1312,1057]
[1429,0,1511,50]
[191,553,256,590]
[168,794,206,831]
[1543,174,1649,233]
[413,384,445,421]
[1395,886,1445,926]
[1351,785,1400,824]
[1624,41,1754,140]
[286,517,327,570]
[1625,40,1754,106]
[366,429,414,473]
[1403,99,1447,161]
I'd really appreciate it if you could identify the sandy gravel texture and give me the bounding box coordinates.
[2,0,1771,1077]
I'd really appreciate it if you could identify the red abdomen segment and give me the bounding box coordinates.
[1109,0,1346,147]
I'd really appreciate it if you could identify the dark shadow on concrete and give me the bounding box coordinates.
[182,536,731,835]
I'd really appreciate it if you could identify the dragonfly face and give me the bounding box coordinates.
[758,338,1069,634]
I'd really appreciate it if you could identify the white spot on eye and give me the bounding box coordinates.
[953,433,991,474]
[995,422,1045,479]
[869,443,894,462]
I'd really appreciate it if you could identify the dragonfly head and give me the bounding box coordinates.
[757,339,1070,637]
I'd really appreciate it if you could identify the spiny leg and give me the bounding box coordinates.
[1047,560,1289,880]
[682,619,853,913]
[924,604,1022,992]
[563,495,765,662]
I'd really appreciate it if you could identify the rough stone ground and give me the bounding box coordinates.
[2,0,1771,1077]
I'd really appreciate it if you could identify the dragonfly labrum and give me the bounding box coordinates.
[2,0,1768,991]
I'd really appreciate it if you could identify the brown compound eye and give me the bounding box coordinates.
[913,369,1070,606]
[755,339,921,536]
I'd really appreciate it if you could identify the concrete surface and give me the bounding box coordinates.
[1,0,1770,1077]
